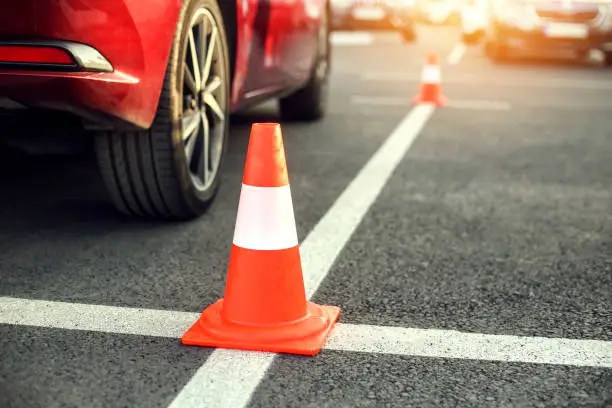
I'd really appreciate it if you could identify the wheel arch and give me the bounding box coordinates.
[144,0,236,129]
[219,0,238,92]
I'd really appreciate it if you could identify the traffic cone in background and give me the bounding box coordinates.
[181,123,341,356]
[412,51,448,106]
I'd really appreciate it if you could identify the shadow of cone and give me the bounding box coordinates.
[412,51,449,107]
[181,123,341,356]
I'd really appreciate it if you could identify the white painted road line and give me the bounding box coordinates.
[349,96,408,106]
[0,296,198,338]
[327,324,612,368]
[3,296,611,369]
[331,31,374,46]
[350,95,512,111]
[447,99,512,110]
[447,42,467,65]
[360,72,612,90]
[345,96,612,112]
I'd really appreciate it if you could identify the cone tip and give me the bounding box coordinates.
[243,121,289,187]
[249,122,282,141]
[252,122,281,129]
[425,51,439,64]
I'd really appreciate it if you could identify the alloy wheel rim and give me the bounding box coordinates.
[180,8,227,191]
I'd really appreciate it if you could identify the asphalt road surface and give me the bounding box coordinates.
[1,24,611,408]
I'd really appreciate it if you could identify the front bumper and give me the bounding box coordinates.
[490,20,612,53]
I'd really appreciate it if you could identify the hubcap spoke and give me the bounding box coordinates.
[202,26,217,84]
[182,110,201,162]
[184,130,198,162]
[184,66,197,95]
[182,110,200,141]
[198,17,209,83]
[201,111,210,183]
[204,92,224,122]
[188,30,201,91]
[205,75,222,94]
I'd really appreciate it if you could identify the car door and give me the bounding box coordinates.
[272,0,320,85]
[241,0,319,97]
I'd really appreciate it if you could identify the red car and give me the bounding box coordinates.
[0,0,331,220]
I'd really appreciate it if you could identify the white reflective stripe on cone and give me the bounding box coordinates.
[421,65,441,84]
[232,184,299,251]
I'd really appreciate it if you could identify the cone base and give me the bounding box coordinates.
[181,300,341,356]
[412,94,448,107]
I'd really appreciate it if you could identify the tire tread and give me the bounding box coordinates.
[95,27,195,219]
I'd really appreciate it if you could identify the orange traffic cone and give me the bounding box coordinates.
[412,51,448,107]
[181,123,341,356]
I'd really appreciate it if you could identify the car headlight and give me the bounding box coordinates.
[495,4,539,30]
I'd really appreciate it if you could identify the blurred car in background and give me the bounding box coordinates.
[414,0,463,24]
[331,0,418,41]
[0,0,332,221]
[484,0,612,65]
[460,0,491,43]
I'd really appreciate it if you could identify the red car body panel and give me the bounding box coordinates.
[0,0,325,129]
[237,0,321,100]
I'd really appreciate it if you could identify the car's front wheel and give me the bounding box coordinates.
[278,4,330,122]
[485,40,508,63]
[401,25,417,43]
[462,31,482,45]
[95,0,230,220]
[604,51,612,67]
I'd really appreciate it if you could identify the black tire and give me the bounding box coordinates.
[462,31,481,45]
[401,26,417,43]
[278,3,330,122]
[604,52,612,67]
[486,41,507,63]
[94,0,230,221]
[575,49,594,66]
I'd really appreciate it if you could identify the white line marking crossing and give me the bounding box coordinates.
[2,297,611,369]
[0,296,198,338]
[344,95,612,112]
[350,96,512,111]
[331,31,375,46]
[447,42,467,65]
[447,99,512,110]
[350,95,408,105]
[360,72,612,90]
[327,324,612,368]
